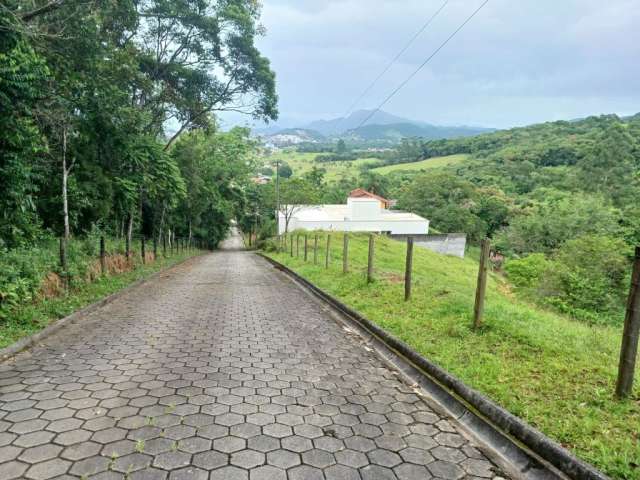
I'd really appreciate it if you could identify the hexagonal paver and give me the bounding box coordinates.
[192,450,228,470]
[288,465,324,480]
[68,455,110,477]
[230,449,265,469]
[428,460,465,479]
[266,449,301,469]
[153,451,191,470]
[209,466,248,480]
[325,464,362,480]
[301,448,336,468]
[213,436,246,453]
[2,460,29,480]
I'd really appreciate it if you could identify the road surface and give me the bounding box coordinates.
[0,229,506,480]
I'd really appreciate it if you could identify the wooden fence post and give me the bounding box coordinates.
[100,236,106,275]
[141,237,146,265]
[290,234,294,257]
[325,234,331,269]
[367,234,374,283]
[296,235,300,257]
[284,234,287,253]
[162,234,167,258]
[405,237,414,301]
[153,236,158,261]
[125,234,131,260]
[343,234,349,274]
[313,234,318,265]
[473,238,491,329]
[304,234,308,261]
[616,246,640,398]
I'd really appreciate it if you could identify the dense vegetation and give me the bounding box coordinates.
[263,114,640,325]
[381,114,640,324]
[1,1,276,326]
[265,232,639,479]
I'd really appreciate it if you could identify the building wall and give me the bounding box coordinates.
[390,233,467,258]
[279,218,429,235]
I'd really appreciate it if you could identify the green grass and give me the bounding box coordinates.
[265,150,380,181]
[0,251,201,350]
[266,232,639,479]
[372,154,469,174]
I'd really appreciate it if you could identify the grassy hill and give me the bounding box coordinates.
[372,154,469,174]
[265,232,639,479]
[266,150,380,181]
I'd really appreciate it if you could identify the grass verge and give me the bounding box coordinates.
[0,252,201,350]
[266,232,639,479]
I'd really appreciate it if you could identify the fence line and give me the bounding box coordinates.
[272,231,639,397]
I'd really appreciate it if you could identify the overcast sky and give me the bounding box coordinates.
[225,0,640,129]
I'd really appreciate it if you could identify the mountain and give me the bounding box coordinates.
[345,122,493,142]
[306,110,416,136]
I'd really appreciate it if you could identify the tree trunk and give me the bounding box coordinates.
[61,127,70,240]
[126,206,134,259]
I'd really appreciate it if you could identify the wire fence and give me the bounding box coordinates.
[272,231,640,399]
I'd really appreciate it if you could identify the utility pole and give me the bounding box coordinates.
[275,159,280,235]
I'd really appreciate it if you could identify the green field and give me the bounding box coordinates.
[372,154,469,174]
[264,150,380,180]
[266,232,639,479]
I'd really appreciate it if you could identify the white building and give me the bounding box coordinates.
[277,189,429,235]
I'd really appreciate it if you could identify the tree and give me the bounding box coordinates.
[278,162,293,179]
[336,139,347,154]
[494,190,622,255]
[359,171,390,199]
[270,178,319,233]
[397,172,500,242]
[0,29,49,247]
[304,166,326,189]
[134,0,278,149]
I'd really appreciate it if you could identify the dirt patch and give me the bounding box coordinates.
[41,272,65,299]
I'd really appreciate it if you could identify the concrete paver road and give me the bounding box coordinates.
[0,231,507,480]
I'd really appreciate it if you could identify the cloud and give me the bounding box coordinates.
[242,0,640,128]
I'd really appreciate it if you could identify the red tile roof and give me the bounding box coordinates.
[348,188,390,207]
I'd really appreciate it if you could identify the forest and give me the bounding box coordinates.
[1,1,277,321]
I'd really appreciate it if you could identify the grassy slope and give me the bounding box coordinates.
[267,232,639,479]
[0,252,200,349]
[266,151,380,180]
[372,154,469,174]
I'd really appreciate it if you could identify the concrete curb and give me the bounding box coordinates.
[0,254,206,362]
[258,252,609,480]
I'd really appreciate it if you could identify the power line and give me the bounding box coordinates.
[353,0,490,132]
[339,0,450,123]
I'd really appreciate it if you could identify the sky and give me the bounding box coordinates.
[223,0,640,130]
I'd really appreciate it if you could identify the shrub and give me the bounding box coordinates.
[504,253,550,289]
[545,235,630,324]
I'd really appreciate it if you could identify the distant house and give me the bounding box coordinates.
[277,189,429,235]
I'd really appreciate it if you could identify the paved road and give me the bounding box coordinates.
[0,230,507,480]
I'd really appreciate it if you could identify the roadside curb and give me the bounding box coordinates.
[258,252,609,480]
[0,254,207,363]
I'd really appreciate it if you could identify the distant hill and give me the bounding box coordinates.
[259,110,493,147]
[344,122,493,142]
[306,110,416,136]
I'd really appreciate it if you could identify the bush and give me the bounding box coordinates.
[504,253,550,289]
[544,235,630,323]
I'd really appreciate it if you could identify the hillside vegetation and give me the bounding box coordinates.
[265,232,639,479]
[372,154,469,174]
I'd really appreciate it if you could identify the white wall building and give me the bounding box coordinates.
[277,191,429,235]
